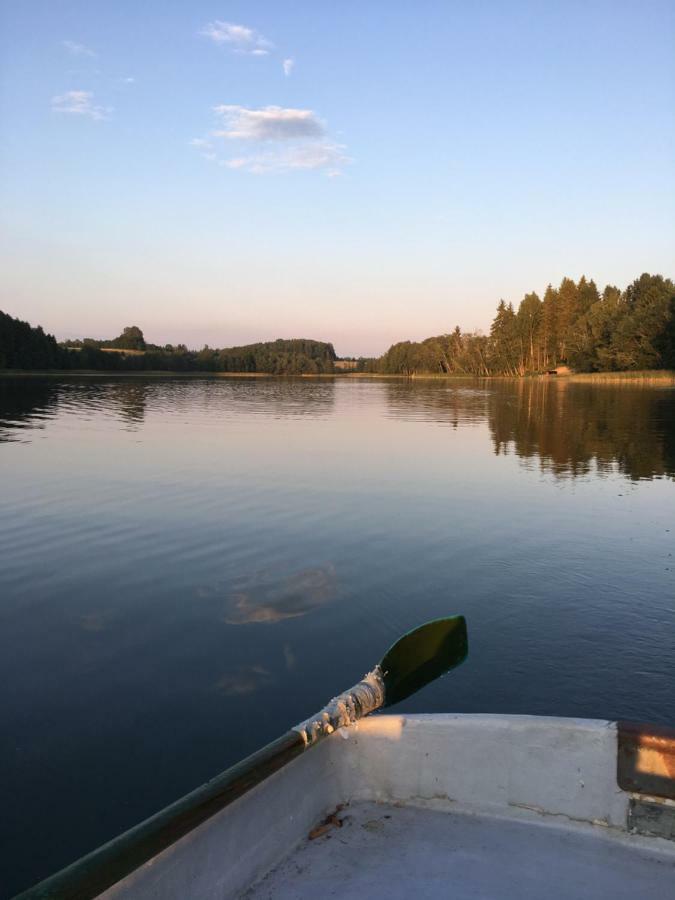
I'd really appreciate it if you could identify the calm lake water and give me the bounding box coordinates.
[1,375,674,896]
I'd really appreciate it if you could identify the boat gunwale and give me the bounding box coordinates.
[14,714,675,899]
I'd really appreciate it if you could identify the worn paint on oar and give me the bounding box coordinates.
[17,616,468,900]
[294,616,468,745]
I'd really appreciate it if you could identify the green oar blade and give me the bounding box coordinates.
[379,615,468,708]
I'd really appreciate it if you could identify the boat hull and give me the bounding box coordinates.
[95,714,675,899]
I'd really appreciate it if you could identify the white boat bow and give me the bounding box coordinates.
[90,714,675,899]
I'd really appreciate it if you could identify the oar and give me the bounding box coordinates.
[19,616,467,900]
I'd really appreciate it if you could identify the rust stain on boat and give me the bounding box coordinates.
[308,805,346,840]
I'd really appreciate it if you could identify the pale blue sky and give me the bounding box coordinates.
[1,1,674,356]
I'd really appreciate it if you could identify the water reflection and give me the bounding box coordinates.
[199,563,337,625]
[214,665,273,696]
[487,380,675,481]
[0,376,337,440]
[0,378,59,442]
[0,377,150,437]
[74,610,114,633]
[384,380,488,427]
[2,374,674,897]
[111,382,147,430]
[2,377,674,481]
[381,378,675,481]
[228,378,336,419]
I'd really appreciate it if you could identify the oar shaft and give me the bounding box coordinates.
[18,615,467,900]
[19,669,386,900]
[18,730,306,900]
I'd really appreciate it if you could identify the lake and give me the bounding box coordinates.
[1,375,674,896]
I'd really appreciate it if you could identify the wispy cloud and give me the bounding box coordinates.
[62,40,96,58]
[198,564,337,624]
[200,20,272,55]
[214,665,272,696]
[189,137,217,161]
[192,104,349,176]
[283,58,295,77]
[51,90,110,121]
[213,105,324,140]
[223,143,350,175]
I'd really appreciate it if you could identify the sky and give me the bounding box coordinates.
[1,1,674,357]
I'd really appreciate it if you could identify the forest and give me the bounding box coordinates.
[368,273,675,376]
[0,319,337,375]
[1,272,673,376]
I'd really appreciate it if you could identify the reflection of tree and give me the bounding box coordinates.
[383,380,489,427]
[380,377,675,481]
[488,380,675,481]
[110,380,148,430]
[0,378,59,442]
[239,379,337,419]
[178,378,337,420]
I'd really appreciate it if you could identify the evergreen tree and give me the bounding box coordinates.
[517,292,543,372]
[0,311,62,369]
[577,276,600,316]
[610,274,675,370]
[541,284,559,368]
[556,278,580,362]
[490,301,520,375]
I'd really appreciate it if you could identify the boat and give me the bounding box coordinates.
[17,619,675,899]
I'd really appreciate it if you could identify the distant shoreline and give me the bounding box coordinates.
[0,370,336,379]
[2,369,674,384]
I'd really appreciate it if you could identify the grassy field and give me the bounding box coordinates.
[565,370,675,384]
[346,371,675,383]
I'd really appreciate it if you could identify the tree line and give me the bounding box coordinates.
[0,310,63,369]
[0,317,337,375]
[2,272,673,375]
[367,273,675,375]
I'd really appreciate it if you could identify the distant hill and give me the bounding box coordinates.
[1,314,337,374]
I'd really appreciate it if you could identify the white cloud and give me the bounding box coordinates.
[192,103,349,176]
[51,90,110,121]
[213,105,324,141]
[62,40,96,58]
[200,20,272,55]
[221,142,350,175]
[282,58,295,77]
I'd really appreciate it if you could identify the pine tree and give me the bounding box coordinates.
[517,292,543,372]
[541,284,558,368]
[556,278,580,362]
[490,301,520,375]
[577,276,600,317]
[610,274,675,369]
